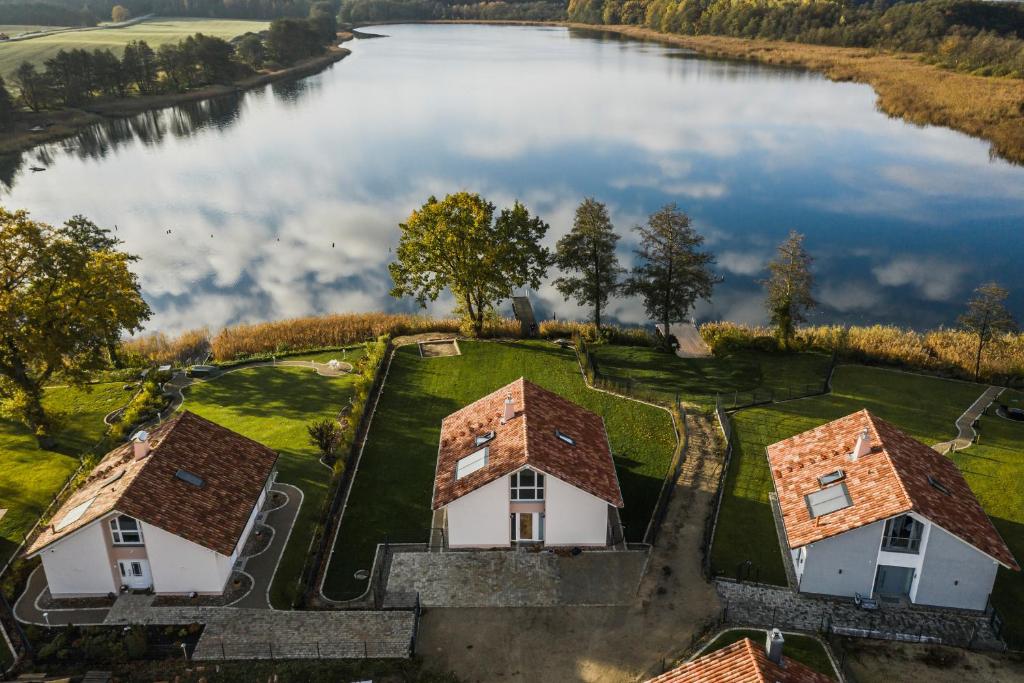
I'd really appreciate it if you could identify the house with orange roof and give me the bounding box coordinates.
[25,412,278,598]
[432,378,623,548]
[646,630,833,683]
[767,410,1018,611]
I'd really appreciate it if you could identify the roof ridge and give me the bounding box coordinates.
[742,639,771,683]
[866,412,915,514]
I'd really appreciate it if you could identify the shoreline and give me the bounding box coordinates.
[0,45,351,156]
[369,20,1024,166]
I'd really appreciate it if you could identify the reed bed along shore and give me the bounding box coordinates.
[572,24,1024,165]
[124,311,1024,385]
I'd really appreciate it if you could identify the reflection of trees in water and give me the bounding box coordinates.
[0,154,23,191]
[270,74,321,105]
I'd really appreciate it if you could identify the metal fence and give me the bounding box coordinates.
[701,403,734,579]
[643,402,688,546]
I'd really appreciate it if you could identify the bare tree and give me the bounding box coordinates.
[762,230,816,350]
[959,282,1017,382]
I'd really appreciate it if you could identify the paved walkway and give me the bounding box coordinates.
[934,386,1004,453]
[657,322,712,358]
[101,595,414,660]
[14,566,110,626]
[232,484,302,609]
[386,549,647,607]
[717,580,1003,650]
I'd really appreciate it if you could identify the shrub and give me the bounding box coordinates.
[124,626,147,659]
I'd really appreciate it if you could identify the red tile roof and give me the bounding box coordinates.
[647,638,833,683]
[27,411,278,557]
[432,378,623,509]
[767,410,1018,570]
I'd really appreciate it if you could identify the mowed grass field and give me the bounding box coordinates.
[589,344,833,407]
[0,17,268,81]
[951,390,1024,648]
[710,365,984,586]
[322,340,678,600]
[0,381,128,568]
[182,348,365,609]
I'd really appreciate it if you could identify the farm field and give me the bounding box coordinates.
[0,17,268,80]
[710,365,985,586]
[0,381,127,568]
[322,339,678,600]
[589,344,832,407]
[182,348,365,609]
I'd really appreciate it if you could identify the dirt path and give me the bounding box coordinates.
[417,413,726,682]
[840,639,1024,682]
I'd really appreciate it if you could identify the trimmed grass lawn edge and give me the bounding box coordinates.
[318,342,398,605]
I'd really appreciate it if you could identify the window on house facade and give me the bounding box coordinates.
[510,468,545,500]
[110,515,143,544]
[882,514,924,553]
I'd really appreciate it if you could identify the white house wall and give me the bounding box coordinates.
[914,525,1000,610]
[799,520,884,597]
[141,521,232,594]
[544,475,607,546]
[39,522,115,598]
[446,477,509,548]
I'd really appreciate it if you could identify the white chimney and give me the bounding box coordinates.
[501,394,515,425]
[766,628,785,665]
[850,428,871,462]
[132,430,151,460]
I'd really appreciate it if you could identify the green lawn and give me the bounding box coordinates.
[702,628,835,676]
[182,349,364,609]
[589,345,833,407]
[322,340,678,600]
[0,17,268,81]
[0,381,128,567]
[710,365,987,585]
[952,390,1024,647]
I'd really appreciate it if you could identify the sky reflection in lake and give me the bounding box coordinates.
[4,24,1024,333]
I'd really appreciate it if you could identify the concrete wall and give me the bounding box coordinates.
[800,520,884,597]
[446,477,510,548]
[914,525,1000,611]
[544,475,607,546]
[40,522,116,598]
[142,522,232,594]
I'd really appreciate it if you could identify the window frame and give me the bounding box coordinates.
[510,468,545,501]
[109,515,144,545]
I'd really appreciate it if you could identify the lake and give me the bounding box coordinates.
[4,23,1024,334]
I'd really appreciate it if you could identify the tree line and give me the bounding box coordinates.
[0,196,1016,439]
[0,0,323,26]
[571,0,1024,78]
[338,0,564,23]
[0,9,337,123]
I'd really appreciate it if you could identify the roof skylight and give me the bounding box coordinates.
[817,470,845,486]
[175,469,205,487]
[54,496,97,531]
[927,475,951,496]
[475,431,495,447]
[555,429,575,446]
[99,470,124,488]
[456,447,489,480]
[805,483,853,518]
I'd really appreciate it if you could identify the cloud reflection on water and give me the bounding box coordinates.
[3,24,1024,333]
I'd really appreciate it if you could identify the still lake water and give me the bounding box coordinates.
[3,24,1024,333]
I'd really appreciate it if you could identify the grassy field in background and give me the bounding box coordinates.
[951,390,1024,647]
[0,17,268,80]
[589,344,832,407]
[0,25,67,36]
[322,340,678,600]
[182,348,364,609]
[0,381,128,567]
[710,366,985,586]
[703,628,835,676]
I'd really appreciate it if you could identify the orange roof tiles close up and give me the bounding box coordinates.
[646,638,833,683]
[432,378,623,509]
[27,411,278,557]
[767,409,1018,570]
